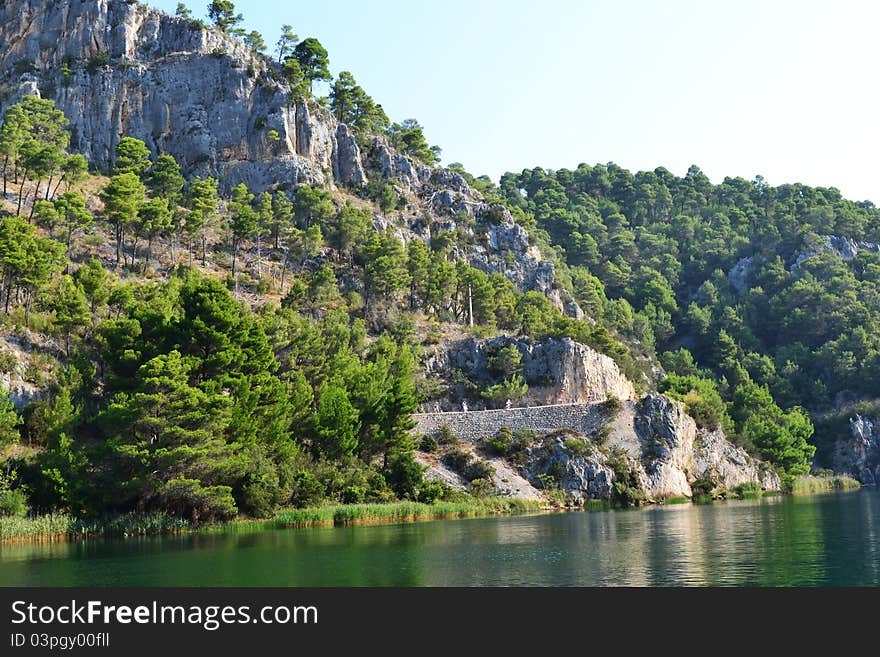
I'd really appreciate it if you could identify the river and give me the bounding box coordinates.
[1,490,878,586]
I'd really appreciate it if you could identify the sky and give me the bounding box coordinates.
[148,1,880,203]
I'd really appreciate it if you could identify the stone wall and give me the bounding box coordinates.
[412,403,607,442]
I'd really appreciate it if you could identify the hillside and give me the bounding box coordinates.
[0,0,866,528]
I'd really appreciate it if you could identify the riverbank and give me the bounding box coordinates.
[0,498,546,544]
[1,477,863,544]
[788,474,861,494]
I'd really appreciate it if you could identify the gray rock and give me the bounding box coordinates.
[693,429,781,491]
[828,415,880,484]
[443,336,635,406]
[791,234,880,271]
[523,436,615,503]
[0,0,366,192]
[727,256,753,294]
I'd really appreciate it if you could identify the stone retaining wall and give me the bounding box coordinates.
[412,403,607,442]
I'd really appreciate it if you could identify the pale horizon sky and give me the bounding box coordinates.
[148,1,880,203]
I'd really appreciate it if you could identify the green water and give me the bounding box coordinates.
[1,490,878,586]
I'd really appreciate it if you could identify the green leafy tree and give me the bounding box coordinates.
[97,350,237,519]
[148,154,185,201]
[275,24,299,63]
[294,185,335,228]
[281,57,310,99]
[293,38,331,92]
[207,0,243,34]
[314,380,360,458]
[100,172,146,266]
[329,71,389,134]
[406,239,431,310]
[135,196,174,268]
[0,103,29,196]
[40,275,90,355]
[270,190,294,249]
[55,154,88,196]
[53,191,93,261]
[187,176,218,266]
[228,183,256,281]
[328,203,371,263]
[74,258,112,313]
[243,30,266,53]
[114,136,151,176]
[0,391,21,447]
[387,119,441,165]
[0,215,65,321]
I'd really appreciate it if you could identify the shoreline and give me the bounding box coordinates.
[0,498,547,545]
[0,476,864,545]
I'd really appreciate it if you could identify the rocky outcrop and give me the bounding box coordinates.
[791,235,880,271]
[440,336,635,409]
[606,393,779,499]
[522,435,615,503]
[0,0,582,316]
[727,257,753,294]
[0,0,366,190]
[830,416,880,484]
[0,335,48,408]
[415,392,780,502]
[693,429,781,491]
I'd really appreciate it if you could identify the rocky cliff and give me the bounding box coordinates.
[0,0,583,316]
[0,0,367,189]
[829,415,880,485]
[434,336,634,410]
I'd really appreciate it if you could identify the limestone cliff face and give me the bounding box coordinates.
[0,0,582,315]
[830,416,880,484]
[607,393,780,499]
[0,0,366,189]
[438,336,635,410]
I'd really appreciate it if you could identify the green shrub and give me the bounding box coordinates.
[443,448,472,472]
[0,350,17,375]
[690,478,715,496]
[732,482,763,499]
[469,478,495,496]
[290,470,325,508]
[416,480,447,504]
[565,438,590,457]
[0,488,28,517]
[437,423,460,445]
[384,452,425,500]
[419,435,439,453]
[466,459,495,482]
[341,485,366,504]
[86,52,110,74]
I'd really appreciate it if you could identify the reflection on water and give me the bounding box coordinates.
[1,490,877,587]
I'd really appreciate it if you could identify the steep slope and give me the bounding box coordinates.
[414,339,780,502]
[0,0,584,316]
[0,0,366,188]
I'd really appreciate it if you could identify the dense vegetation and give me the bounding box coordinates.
[488,163,880,475]
[0,87,614,523]
[1,1,871,526]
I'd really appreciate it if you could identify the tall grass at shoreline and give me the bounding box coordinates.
[788,474,861,494]
[0,512,190,543]
[1,499,544,542]
[262,499,543,529]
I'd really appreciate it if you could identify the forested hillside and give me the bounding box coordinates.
[0,0,870,528]
[496,164,880,464]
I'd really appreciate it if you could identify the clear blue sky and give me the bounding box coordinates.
[148,1,879,203]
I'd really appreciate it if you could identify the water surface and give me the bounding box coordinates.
[1,490,878,586]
